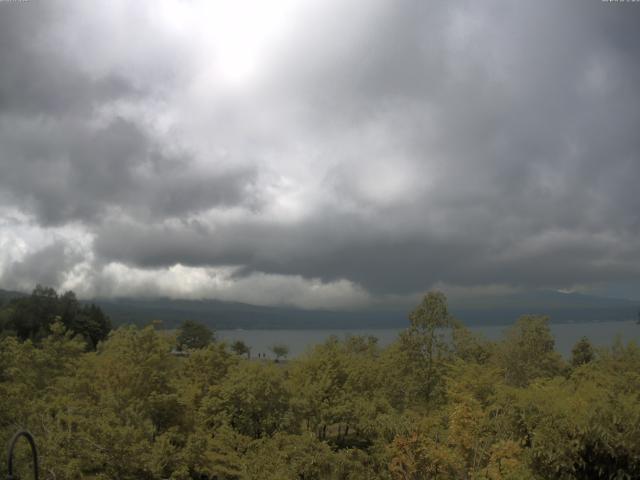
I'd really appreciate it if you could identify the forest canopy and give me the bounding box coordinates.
[0,285,111,349]
[1,291,639,479]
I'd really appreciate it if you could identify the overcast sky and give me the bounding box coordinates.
[0,0,639,308]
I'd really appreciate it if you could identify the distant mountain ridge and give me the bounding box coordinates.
[450,290,638,326]
[1,288,637,329]
[90,296,405,329]
[0,289,27,303]
[81,290,640,329]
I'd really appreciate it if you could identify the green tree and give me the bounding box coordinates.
[59,290,80,326]
[394,291,455,404]
[270,343,289,361]
[289,337,351,440]
[231,339,251,359]
[174,343,237,415]
[498,315,565,387]
[42,326,180,478]
[72,303,112,349]
[200,362,292,438]
[7,285,58,340]
[452,323,493,364]
[0,286,110,348]
[571,336,595,367]
[243,432,338,480]
[177,319,213,350]
[4,290,640,480]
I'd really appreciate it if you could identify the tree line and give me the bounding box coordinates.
[0,285,111,349]
[0,291,639,479]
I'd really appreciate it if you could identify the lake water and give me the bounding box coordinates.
[217,320,640,359]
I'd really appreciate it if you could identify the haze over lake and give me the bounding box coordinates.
[218,320,640,359]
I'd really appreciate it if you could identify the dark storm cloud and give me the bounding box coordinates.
[0,2,139,116]
[1,0,640,301]
[0,1,257,225]
[0,116,258,225]
[93,210,640,295]
[4,241,82,291]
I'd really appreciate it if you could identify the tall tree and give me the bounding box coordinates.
[200,362,292,438]
[1,286,110,347]
[398,291,454,403]
[177,320,214,350]
[270,343,289,362]
[231,339,251,359]
[499,315,565,387]
[73,303,112,349]
[9,285,59,340]
[571,336,595,367]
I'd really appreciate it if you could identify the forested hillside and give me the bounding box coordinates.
[1,292,639,479]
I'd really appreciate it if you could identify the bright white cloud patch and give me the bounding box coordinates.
[69,262,371,310]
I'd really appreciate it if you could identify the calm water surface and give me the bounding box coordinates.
[217,321,640,359]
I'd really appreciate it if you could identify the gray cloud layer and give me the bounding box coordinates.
[1,0,639,305]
